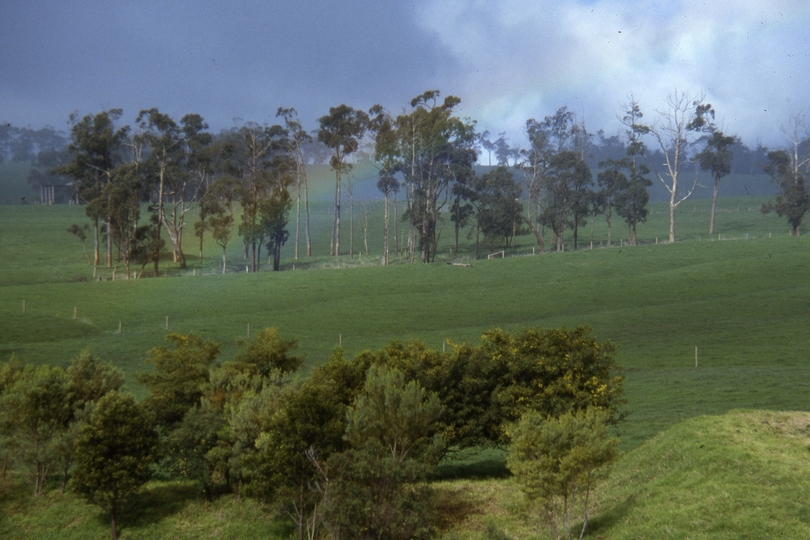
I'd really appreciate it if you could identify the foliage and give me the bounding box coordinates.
[53,109,131,266]
[318,104,369,257]
[162,402,225,499]
[507,407,618,540]
[540,151,592,251]
[70,391,158,540]
[374,90,478,262]
[139,333,221,428]
[249,373,350,539]
[228,327,303,381]
[481,326,624,442]
[0,364,72,495]
[762,149,810,235]
[475,167,524,251]
[696,130,737,234]
[325,365,444,539]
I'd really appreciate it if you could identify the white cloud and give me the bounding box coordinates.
[417,0,810,147]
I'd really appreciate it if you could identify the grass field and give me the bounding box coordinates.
[1,185,809,538]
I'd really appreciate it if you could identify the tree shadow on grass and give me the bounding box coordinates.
[116,481,201,530]
[436,448,510,480]
[583,494,638,536]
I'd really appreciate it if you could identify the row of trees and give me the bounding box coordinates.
[37,91,810,275]
[1,326,624,539]
[51,108,306,277]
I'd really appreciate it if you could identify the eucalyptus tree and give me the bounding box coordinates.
[277,107,313,258]
[368,104,400,264]
[103,163,150,278]
[54,109,130,266]
[377,174,400,265]
[643,91,714,242]
[137,108,208,270]
[474,166,523,253]
[374,91,477,263]
[614,99,653,245]
[539,151,592,251]
[198,176,239,273]
[518,119,550,248]
[696,130,737,235]
[762,150,810,236]
[220,123,294,271]
[596,159,625,246]
[318,105,369,256]
[519,108,584,250]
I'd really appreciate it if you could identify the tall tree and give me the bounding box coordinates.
[198,176,238,273]
[644,92,714,242]
[761,114,810,236]
[475,166,523,252]
[377,174,400,265]
[762,150,810,235]
[318,105,369,257]
[615,98,653,245]
[220,123,293,272]
[375,91,477,263]
[103,163,150,278]
[277,107,314,258]
[55,110,130,266]
[136,109,192,269]
[539,151,591,251]
[697,130,737,234]
[519,119,550,248]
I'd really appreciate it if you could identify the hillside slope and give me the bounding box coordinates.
[591,410,810,539]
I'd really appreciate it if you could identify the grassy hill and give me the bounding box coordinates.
[1,190,809,537]
[5,411,808,539]
[434,410,810,539]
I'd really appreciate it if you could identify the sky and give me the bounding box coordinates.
[2,0,809,150]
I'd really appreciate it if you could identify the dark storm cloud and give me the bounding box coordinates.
[3,0,809,148]
[0,1,456,130]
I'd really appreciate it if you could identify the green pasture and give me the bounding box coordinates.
[434,410,810,539]
[2,171,810,537]
[1,194,808,452]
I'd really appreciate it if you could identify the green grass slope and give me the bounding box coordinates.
[591,410,810,539]
[0,479,292,540]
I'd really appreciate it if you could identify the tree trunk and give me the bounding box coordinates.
[93,218,100,266]
[105,220,112,267]
[522,216,544,249]
[668,189,677,243]
[221,247,227,274]
[110,503,118,540]
[383,194,390,265]
[304,169,312,256]
[709,177,720,234]
[393,190,399,257]
[475,223,480,260]
[295,171,301,260]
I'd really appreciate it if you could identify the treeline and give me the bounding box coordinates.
[0,326,623,540]
[15,90,810,273]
